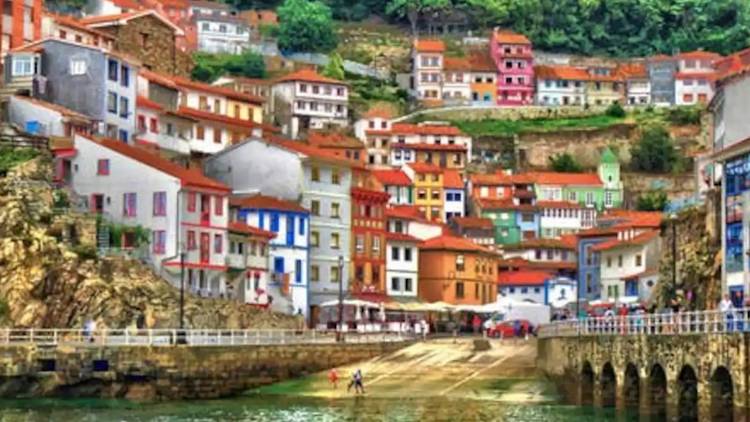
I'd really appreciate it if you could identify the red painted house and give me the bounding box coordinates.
[350,186,390,295]
[490,29,535,106]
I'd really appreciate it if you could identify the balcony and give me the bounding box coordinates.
[226,253,245,269]
[157,134,191,156]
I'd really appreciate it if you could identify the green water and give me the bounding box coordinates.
[0,396,634,421]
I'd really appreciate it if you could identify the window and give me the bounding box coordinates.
[391,277,400,291]
[372,236,380,255]
[391,246,400,260]
[311,200,320,216]
[119,96,129,118]
[185,192,196,212]
[311,231,319,246]
[120,65,129,87]
[331,265,340,283]
[213,127,222,144]
[312,85,319,94]
[214,196,223,216]
[270,213,280,232]
[606,256,612,268]
[201,22,209,30]
[311,265,319,282]
[107,92,117,114]
[331,169,340,184]
[108,59,118,81]
[456,254,465,271]
[404,278,413,292]
[295,259,302,283]
[149,118,158,133]
[97,159,109,175]
[404,247,412,262]
[214,234,223,253]
[475,283,479,299]
[69,58,86,75]
[635,254,643,266]
[298,218,305,235]
[123,193,137,217]
[137,115,146,131]
[187,231,196,250]
[331,233,340,249]
[618,255,623,267]
[683,93,694,103]
[300,83,307,93]
[153,192,166,216]
[455,282,464,299]
[311,166,320,182]
[152,230,166,254]
[219,24,226,33]
[585,192,594,205]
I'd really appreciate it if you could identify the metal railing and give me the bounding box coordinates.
[538,308,750,338]
[0,328,416,347]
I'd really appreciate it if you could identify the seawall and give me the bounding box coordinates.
[0,341,412,401]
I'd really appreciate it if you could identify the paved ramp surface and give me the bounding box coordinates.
[287,338,548,402]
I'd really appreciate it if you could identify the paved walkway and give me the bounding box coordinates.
[292,338,543,402]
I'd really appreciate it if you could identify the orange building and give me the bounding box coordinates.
[350,187,389,295]
[1,0,42,54]
[308,131,366,163]
[418,235,497,305]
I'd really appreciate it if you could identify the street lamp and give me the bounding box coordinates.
[337,255,344,343]
[177,241,187,345]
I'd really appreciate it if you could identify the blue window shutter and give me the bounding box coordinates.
[274,257,284,274]
[271,213,279,232]
[295,259,302,283]
[258,211,265,229]
[298,217,305,235]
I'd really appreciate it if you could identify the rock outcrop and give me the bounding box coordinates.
[0,157,299,330]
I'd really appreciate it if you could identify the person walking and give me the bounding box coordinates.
[347,369,365,394]
[472,314,482,336]
[720,294,734,332]
[328,368,339,389]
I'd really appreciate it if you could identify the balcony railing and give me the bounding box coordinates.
[157,134,191,156]
[226,253,245,269]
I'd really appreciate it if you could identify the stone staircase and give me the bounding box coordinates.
[96,223,111,250]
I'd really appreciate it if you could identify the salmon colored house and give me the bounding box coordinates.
[418,235,497,305]
[490,29,535,106]
[1,0,42,54]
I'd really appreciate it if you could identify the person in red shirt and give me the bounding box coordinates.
[472,314,482,335]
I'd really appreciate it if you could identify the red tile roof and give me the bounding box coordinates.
[443,170,463,189]
[591,230,659,252]
[372,169,411,186]
[391,143,467,152]
[529,172,603,186]
[79,12,141,25]
[575,226,621,238]
[414,39,445,53]
[230,194,308,213]
[228,221,276,238]
[493,30,531,45]
[498,257,577,271]
[362,102,398,119]
[674,71,716,81]
[81,135,229,191]
[385,232,421,243]
[534,65,589,81]
[536,200,583,209]
[307,131,364,150]
[172,76,264,104]
[386,205,426,221]
[469,172,513,186]
[12,96,91,122]
[497,271,552,286]
[467,50,496,73]
[676,50,722,61]
[420,234,490,253]
[407,162,443,174]
[391,123,464,136]
[139,69,178,89]
[616,63,648,80]
[136,96,164,111]
[81,10,184,34]
[474,198,537,212]
[451,216,493,230]
[275,69,347,86]
[444,57,472,71]
[46,13,116,39]
[503,238,576,251]
[267,136,364,168]
[599,210,663,228]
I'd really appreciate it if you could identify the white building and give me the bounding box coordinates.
[442,57,471,105]
[385,232,420,298]
[619,63,651,105]
[232,194,311,318]
[387,122,472,170]
[534,65,588,106]
[498,271,577,307]
[194,13,250,54]
[443,169,465,221]
[8,95,92,138]
[502,238,577,265]
[674,50,721,106]
[227,222,275,305]
[372,169,413,205]
[69,134,231,297]
[538,201,597,238]
[271,69,349,139]
[411,39,444,103]
[595,229,660,301]
[386,205,443,241]
[42,13,115,49]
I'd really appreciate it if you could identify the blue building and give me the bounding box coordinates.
[576,227,618,302]
[232,194,310,318]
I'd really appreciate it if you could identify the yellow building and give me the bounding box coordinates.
[405,162,444,221]
[226,99,263,123]
[586,66,624,106]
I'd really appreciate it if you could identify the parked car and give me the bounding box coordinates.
[486,319,533,338]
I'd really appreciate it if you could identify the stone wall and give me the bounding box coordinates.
[538,334,750,420]
[622,172,697,203]
[409,105,612,122]
[0,341,411,400]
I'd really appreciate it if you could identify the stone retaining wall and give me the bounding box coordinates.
[0,341,411,401]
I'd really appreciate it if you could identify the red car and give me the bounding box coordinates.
[486,319,532,338]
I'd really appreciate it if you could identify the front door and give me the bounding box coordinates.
[286,216,294,245]
[274,257,284,279]
[200,233,210,263]
[91,194,104,213]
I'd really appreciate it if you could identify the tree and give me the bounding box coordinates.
[636,189,669,211]
[605,102,625,118]
[630,125,678,173]
[386,0,451,35]
[191,51,266,83]
[322,52,345,80]
[278,0,337,53]
[549,153,583,173]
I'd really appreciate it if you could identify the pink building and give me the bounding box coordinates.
[490,29,535,106]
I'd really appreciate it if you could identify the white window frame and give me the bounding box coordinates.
[13,56,33,76]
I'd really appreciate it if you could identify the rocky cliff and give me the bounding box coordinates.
[0,157,299,330]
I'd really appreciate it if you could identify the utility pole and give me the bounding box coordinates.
[337,255,344,343]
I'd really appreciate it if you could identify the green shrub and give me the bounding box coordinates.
[0,147,39,173]
[72,244,98,261]
[548,153,584,173]
[630,125,678,173]
[636,189,669,211]
[605,102,626,118]
[665,106,702,125]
